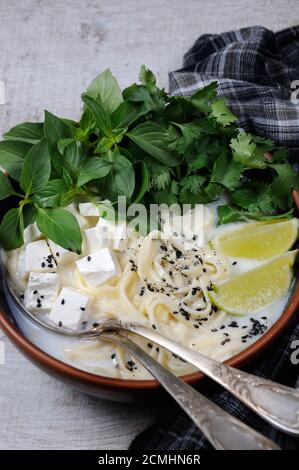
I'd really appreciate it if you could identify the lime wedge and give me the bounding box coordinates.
[209,250,297,315]
[212,218,299,260]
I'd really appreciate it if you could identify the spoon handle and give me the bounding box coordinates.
[118,323,299,436]
[102,332,279,450]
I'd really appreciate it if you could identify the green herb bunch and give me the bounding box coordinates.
[0,66,298,252]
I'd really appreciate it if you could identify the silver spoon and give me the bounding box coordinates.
[37,311,299,437]
[1,276,279,449]
[100,331,279,450]
[94,319,299,437]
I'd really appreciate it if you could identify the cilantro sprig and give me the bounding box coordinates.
[0,66,298,252]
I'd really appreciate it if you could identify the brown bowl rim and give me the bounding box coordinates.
[1,189,299,392]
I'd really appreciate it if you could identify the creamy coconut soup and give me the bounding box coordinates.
[2,201,294,380]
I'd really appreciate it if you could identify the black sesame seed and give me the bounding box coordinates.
[232,261,237,266]
[20,294,24,299]
[152,324,156,330]
[111,353,116,360]
[147,343,153,349]
[41,262,45,268]
[48,264,54,268]
[87,256,91,261]
[193,324,199,329]
[58,321,63,327]
[93,322,99,328]
[56,252,60,257]
[220,325,225,330]
[61,299,65,305]
[33,290,38,295]
[80,307,86,311]
[156,347,159,353]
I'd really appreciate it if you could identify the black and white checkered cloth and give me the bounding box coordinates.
[130,26,299,451]
[169,25,299,160]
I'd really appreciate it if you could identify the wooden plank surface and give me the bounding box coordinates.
[0,0,296,450]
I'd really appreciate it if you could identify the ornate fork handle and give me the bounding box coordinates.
[104,321,299,436]
[101,332,279,450]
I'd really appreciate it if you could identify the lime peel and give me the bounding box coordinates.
[209,250,297,316]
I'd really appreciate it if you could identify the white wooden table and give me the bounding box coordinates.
[0,0,296,450]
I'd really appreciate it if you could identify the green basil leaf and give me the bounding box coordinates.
[127,122,180,167]
[86,69,123,113]
[62,168,73,188]
[57,138,76,155]
[65,140,86,171]
[111,101,147,128]
[33,179,68,208]
[132,161,149,203]
[139,65,156,88]
[20,138,51,195]
[23,204,37,228]
[100,153,135,201]
[0,208,24,250]
[59,189,78,207]
[81,94,112,136]
[0,172,16,200]
[0,140,32,180]
[4,122,44,144]
[36,207,82,253]
[77,158,111,186]
[44,110,73,174]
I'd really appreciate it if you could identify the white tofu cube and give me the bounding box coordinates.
[25,240,56,274]
[82,227,108,254]
[16,248,27,281]
[97,218,127,251]
[49,287,91,329]
[65,203,88,228]
[78,202,100,217]
[23,223,41,244]
[24,272,60,313]
[76,248,121,287]
[47,239,78,264]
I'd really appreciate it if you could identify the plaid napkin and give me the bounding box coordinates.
[130,26,299,451]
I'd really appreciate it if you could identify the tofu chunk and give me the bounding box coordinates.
[48,287,91,329]
[24,272,60,313]
[97,218,127,251]
[47,239,79,265]
[82,227,108,254]
[25,240,56,274]
[78,202,100,217]
[76,248,121,287]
